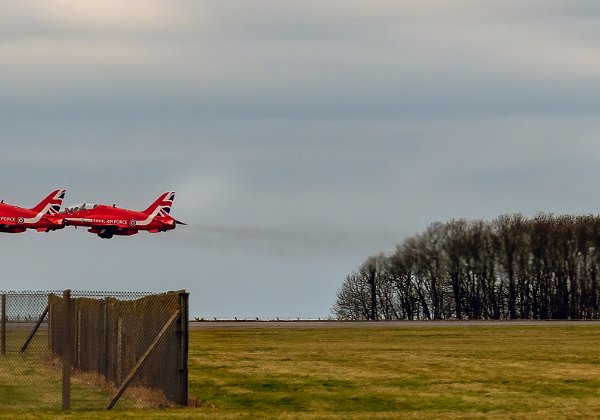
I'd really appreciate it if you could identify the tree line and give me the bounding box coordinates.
[333,214,600,320]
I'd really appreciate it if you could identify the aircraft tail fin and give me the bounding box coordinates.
[31,189,66,215]
[142,191,175,217]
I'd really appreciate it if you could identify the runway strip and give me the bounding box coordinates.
[189,320,600,329]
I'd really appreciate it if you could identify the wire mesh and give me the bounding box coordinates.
[0,290,188,412]
[0,292,57,410]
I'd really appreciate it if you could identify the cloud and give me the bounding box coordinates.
[0,0,181,35]
[1,1,600,120]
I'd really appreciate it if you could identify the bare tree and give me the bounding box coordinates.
[333,213,600,321]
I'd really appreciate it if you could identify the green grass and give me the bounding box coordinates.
[3,325,600,418]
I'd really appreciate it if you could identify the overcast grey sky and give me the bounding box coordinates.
[2,1,600,318]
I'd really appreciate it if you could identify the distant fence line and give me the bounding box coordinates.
[192,317,332,322]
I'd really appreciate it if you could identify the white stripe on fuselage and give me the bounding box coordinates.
[65,211,161,227]
[64,218,95,223]
[22,203,54,224]
[134,207,163,226]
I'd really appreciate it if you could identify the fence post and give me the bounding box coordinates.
[75,304,81,369]
[116,315,123,385]
[46,293,55,357]
[101,298,108,379]
[62,289,72,411]
[177,291,189,406]
[1,293,6,355]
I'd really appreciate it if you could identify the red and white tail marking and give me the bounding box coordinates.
[142,191,175,217]
[135,192,176,226]
[23,189,66,224]
[34,189,66,214]
[31,189,66,215]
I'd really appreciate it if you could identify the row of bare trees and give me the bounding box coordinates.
[333,214,600,320]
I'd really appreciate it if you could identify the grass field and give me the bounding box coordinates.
[2,324,600,418]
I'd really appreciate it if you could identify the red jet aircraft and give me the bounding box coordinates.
[0,189,66,233]
[62,191,185,239]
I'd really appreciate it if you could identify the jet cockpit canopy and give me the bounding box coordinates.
[64,203,99,213]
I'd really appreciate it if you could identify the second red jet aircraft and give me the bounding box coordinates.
[62,191,185,239]
[0,190,66,233]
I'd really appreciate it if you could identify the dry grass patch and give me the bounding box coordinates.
[188,325,600,417]
[2,324,600,418]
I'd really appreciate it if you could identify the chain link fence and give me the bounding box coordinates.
[0,290,189,412]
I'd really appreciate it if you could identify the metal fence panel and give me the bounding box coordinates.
[0,290,189,411]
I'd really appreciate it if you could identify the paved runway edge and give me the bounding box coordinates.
[189,320,600,329]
